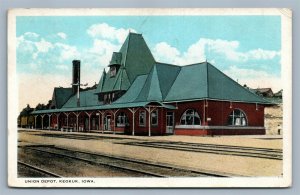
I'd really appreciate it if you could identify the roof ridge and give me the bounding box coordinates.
[123,33,131,67]
[155,62,181,67]
[182,62,207,67]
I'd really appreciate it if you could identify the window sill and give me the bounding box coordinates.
[175,125,202,129]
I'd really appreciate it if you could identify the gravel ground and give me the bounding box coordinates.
[18,129,283,177]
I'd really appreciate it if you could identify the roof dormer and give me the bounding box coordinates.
[109,52,122,77]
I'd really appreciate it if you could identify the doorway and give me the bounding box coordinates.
[166,112,174,134]
[104,115,111,131]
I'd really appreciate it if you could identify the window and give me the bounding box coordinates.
[104,94,107,102]
[110,66,116,77]
[228,109,247,126]
[139,111,146,126]
[180,109,201,125]
[117,112,128,127]
[151,110,158,126]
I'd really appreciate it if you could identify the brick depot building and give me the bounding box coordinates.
[32,33,271,136]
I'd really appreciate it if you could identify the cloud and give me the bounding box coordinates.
[152,38,280,65]
[55,43,80,61]
[23,32,40,41]
[17,32,80,73]
[87,23,136,44]
[246,49,280,60]
[152,42,181,63]
[35,38,53,53]
[223,65,282,92]
[57,32,67,39]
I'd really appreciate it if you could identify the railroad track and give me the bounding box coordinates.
[20,146,229,177]
[18,161,62,178]
[35,133,134,141]
[120,141,283,160]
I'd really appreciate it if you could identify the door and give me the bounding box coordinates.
[166,112,174,134]
[105,115,111,131]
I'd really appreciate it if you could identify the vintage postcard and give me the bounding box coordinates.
[8,8,292,187]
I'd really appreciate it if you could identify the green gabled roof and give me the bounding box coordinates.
[119,68,131,90]
[117,63,179,103]
[122,33,155,83]
[164,62,270,104]
[114,74,148,104]
[206,63,269,103]
[97,33,155,93]
[62,89,101,108]
[147,66,163,101]
[100,68,122,92]
[164,63,208,101]
[155,63,181,99]
[135,65,163,102]
[52,87,73,109]
[112,67,130,91]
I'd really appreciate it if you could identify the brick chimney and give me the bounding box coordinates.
[72,60,80,106]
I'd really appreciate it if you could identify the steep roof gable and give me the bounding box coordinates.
[63,89,100,108]
[95,69,106,93]
[121,33,156,83]
[52,87,73,109]
[135,65,163,102]
[97,33,156,94]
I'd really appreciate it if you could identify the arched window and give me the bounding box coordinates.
[228,109,247,126]
[116,112,128,127]
[180,109,201,125]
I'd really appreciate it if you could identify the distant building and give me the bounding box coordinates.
[252,88,274,98]
[31,33,272,136]
[274,89,283,99]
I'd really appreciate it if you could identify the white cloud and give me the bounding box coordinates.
[152,42,180,63]
[35,38,53,53]
[87,23,136,44]
[57,32,67,39]
[152,38,280,65]
[223,65,282,92]
[55,43,80,61]
[246,48,280,60]
[89,39,119,55]
[23,32,40,41]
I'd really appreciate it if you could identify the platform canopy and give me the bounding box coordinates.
[31,101,175,115]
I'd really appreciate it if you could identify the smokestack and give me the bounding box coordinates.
[72,60,80,107]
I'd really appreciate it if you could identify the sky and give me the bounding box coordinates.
[16,15,281,111]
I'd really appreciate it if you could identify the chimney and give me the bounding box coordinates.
[72,60,80,107]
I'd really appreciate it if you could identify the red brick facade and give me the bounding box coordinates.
[45,100,265,136]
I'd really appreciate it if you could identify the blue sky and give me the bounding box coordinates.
[16,15,281,109]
